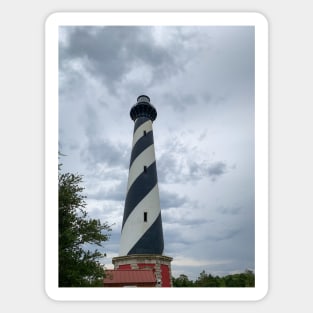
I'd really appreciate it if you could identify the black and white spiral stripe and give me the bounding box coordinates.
[119,115,164,256]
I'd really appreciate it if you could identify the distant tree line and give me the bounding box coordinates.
[172,269,255,287]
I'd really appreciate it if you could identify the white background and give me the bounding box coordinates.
[1,0,312,311]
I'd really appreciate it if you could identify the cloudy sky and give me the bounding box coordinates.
[58,25,255,281]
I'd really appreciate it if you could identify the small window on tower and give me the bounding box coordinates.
[143,130,147,136]
[144,165,147,173]
[144,212,147,222]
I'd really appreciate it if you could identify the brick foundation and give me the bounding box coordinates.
[112,254,173,287]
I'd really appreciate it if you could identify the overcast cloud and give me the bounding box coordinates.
[59,25,255,280]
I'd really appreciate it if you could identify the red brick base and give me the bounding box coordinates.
[112,254,173,287]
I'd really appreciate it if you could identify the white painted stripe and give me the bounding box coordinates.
[119,184,161,256]
[132,120,152,147]
[127,144,156,191]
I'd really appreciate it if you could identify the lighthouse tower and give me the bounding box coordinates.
[112,95,172,287]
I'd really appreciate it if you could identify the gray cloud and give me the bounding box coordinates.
[60,26,184,93]
[87,182,126,202]
[207,161,228,181]
[205,227,241,242]
[217,206,241,215]
[81,139,129,169]
[158,150,230,184]
[159,188,188,210]
[159,92,200,112]
[164,215,210,227]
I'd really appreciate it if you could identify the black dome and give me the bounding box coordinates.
[130,95,157,121]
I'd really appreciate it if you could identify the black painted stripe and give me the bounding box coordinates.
[122,161,158,229]
[133,117,150,133]
[127,213,164,255]
[129,130,154,168]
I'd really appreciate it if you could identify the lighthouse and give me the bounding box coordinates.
[111,95,173,287]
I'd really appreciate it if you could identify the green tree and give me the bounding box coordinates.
[59,168,112,287]
[172,274,194,287]
[172,269,255,287]
[195,270,220,287]
[243,269,255,287]
[223,270,255,287]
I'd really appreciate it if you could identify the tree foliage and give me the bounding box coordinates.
[59,167,112,287]
[172,274,194,287]
[172,269,255,287]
